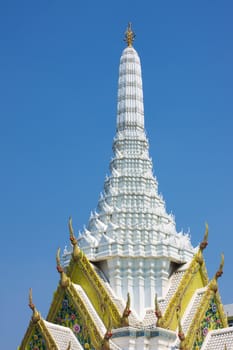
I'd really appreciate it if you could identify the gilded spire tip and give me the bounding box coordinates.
[124,22,135,47]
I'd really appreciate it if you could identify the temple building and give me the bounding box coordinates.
[19,24,233,350]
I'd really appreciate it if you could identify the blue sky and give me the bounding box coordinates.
[0,1,233,348]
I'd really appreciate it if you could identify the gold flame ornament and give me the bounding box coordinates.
[124,23,135,47]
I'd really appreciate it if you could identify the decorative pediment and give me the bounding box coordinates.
[65,219,124,328]
[158,226,209,331]
[179,254,228,350]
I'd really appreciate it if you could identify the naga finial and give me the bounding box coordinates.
[176,309,186,349]
[68,217,80,260]
[28,288,40,323]
[56,248,70,288]
[66,341,71,350]
[209,253,224,293]
[195,223,209,265]
[215,253,224,280]
[124,22,135,47]
[121,292,131,326]
[101,317,112,350]
[155,294,163,326]
[69,217,75,239]
[126,292,131,310]
[56,247,63,273]
[199,223,209,251]
[105,316,113,339]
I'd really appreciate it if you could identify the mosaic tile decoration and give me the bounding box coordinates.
[193,297,223,349]
[55,293,95,350]
[27,326,46,350]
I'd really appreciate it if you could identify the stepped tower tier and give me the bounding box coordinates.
[63,24,194,318]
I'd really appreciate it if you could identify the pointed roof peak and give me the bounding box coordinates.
[124,22,135,47]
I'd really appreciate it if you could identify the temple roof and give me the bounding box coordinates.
[19,26,230,350]
[43,321,83,350]
[201,327,233,350]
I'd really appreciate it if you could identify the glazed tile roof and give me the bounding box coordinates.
[159,265,188,313]
[181,287,207,334]
[72,283,106,336]
[142,308,156,328]
[142,263,190,328]
[201,327,233,350]
[44,320,83,350]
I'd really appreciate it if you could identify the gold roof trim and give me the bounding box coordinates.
[20,300,59,350]
[66,245,122,328]
[47,282,104,348]
[158,226,209,330]
[183,254,228,349]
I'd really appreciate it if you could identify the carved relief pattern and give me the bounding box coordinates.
[55,293,94,350]
[27,326,46,350]
[192,297,223,349]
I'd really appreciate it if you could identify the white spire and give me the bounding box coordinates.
[64,26,194,317]
[117,46,144,132]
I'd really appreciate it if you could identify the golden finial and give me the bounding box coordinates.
[101,317,112,350]
[176,309,186,349]
[155,294,163,326]
[56,247,63,273]
[28,288,41,323]
[209,253,224,293]
[66,341,71,350]
[56,248,70,288]
[68,217,80,260]
[124,22,135,47]
[215,253,224,280]
[69,216,77,245]
[199,223,209,251]
[69,216,75,238]
[195,223,209,265]
[126,292,131,311]
[105,316,113,339]
[121,292,131,326]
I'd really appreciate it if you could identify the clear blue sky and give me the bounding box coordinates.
[0,1,232,348]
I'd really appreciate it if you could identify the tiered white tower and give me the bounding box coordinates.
[64,24,194,318]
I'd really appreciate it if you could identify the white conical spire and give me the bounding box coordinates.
[64,25,194,317]
[117,40,144,131]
